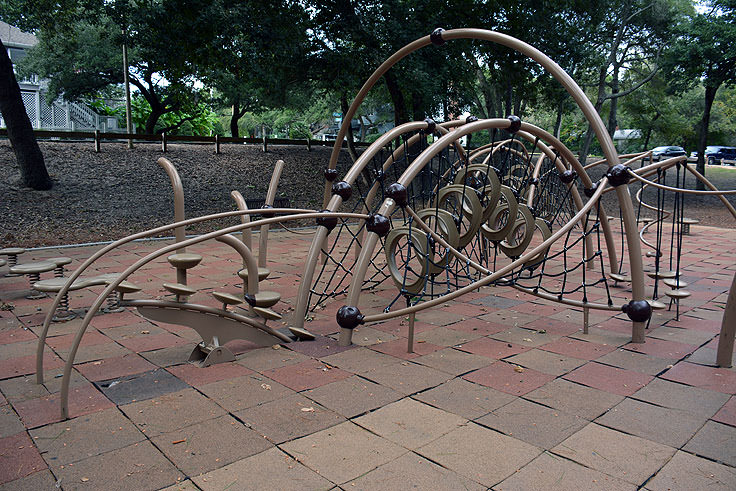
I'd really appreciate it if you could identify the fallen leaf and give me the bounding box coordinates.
[261,383,271,390]
[513,365,525,373]
[301,407,315,412]
[171,439,186,445]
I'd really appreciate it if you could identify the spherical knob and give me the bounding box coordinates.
[622,299,652,322]
[507,115,521,133]
[424,118,436,134]
[584,181,599,198]
[385,182,408,207]
[559,170,578,184]
[332,181,353,201]
[465,115,478,123]
[606,164,631,187]
[260,204,275,218]
[316,210,338,232]
[324,168,338,182]
[336,305,364,330]
[366,214,391,237]
[430,28,445,46]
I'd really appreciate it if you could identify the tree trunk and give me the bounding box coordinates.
[230,102,240,138]
[340,94,359,162]
[696,84,719,190]
[385,70,408,126]
[553,98,564,139]
[0,39,52,190]
[505,83,513,117]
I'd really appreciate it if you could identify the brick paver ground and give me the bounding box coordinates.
[0,224,734,490]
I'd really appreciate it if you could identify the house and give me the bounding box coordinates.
[0,21,120,132]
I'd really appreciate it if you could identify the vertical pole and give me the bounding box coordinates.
[407,312,416,353]
[716,271,736,368]
[94,129,100,153]
[262,134,267,153]
[122,31,133,149]
[583,306,589,334]
[162,132,167,153]
[307,138,311,152]
[215,134,220,154]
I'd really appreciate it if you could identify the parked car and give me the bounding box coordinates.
[689,146,736,165]
[651,146,686,159]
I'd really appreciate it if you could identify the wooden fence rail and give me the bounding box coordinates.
[0,128,370,154]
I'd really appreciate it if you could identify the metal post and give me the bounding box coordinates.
[215,134,220,154]
[94,130,100,153]
[122,31,133,149]
[162,132,167,153]
[307,138,311,151]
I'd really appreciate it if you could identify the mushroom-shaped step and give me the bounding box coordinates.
[243,291,281,308]
[0,247,25,256]
[163,282,197,297]
[167,253,203,270]
[212,291,244,308]
[114,281,142,294]
[34,277,92,292]
[0,259,5,267]
[647,299,667,310]
[48,257,72,267]
[288,326,316,341]
[9,260,56,275]
[609,273,631,283]
[646,270,676,280]
[253,306,282,321]
[663,278,688,289]
[237,267,271,282]
[682,218,699,234]
[665,289,691,299]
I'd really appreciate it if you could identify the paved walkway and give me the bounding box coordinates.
[0,225,734,490]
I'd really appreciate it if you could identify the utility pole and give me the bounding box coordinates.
[122,28,133,149]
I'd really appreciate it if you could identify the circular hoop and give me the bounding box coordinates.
[499,204,536,258]
[415,208,459,275]
[481,185,518,241]
[385,226,429,294]
[454,163,502,222]
[436,184,483,248]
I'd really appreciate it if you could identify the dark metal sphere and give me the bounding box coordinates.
[466,115,479,123]
[260,204,275,218]
[424,118,436,134]
[622,299,652,322]
[316,210,338,232]
[507,115,521,133]
[430,28,445,46]
[607,164,631,187]
[336,305,364,329]
[366,214,391,237]
[583,181,599,198]
[332,181,353,201]
[324,168,338,182]
[559,170,578,184]
[385,182,408,207]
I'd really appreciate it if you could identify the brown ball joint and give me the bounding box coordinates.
[559,170,578,184]
[622,299,652,323]
[386,182,408,207]
[606,164,631,187]
[366,214,391,237]
[243,294,256,307]
[332,181,352,201]
[424,118,436,134]
[430,28,445,46]
[465,115,478,123]
[336,305,364,330]
[260,204,275,218]
[584,181,599,198]
[316,210,338,232]
[324,168,338,182]
[507,115,521,133]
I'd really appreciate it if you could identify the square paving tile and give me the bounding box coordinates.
[496,451,636,491]
[683,421,736,467]
[0,469,57,490]
[286,335,355,358]
[96,368,190,405]
[595,398,707,448]
[713,396,736,427]
[463,361,555,396]
[596,348,674,375]
[30,407,144,466]
[192,447,332,490]
[0,404,24,439]
[623,337,697,360]
[524,378,624,420]
[412,347,493,375]
[166,362,252,387]
[661,362,736,394]
[116,332,188,353]
[457,337,530,360]
[0,432,47,485]
[541,337,617,360]
[139,344,193,368]
[646,450,736,491]
[13,384,114,429]
[362,361,452,395]
[346,451,485,490]
[236,346,310,372]
[51,440,183,491]
[648,325,715,346]
[280,421,407,485]
[563,362,653,396]
[414,326,483,347]
[417,422,541,487]
[412,378,516,420]
[370,337,443,359]
[152,414,273,476]
[476,398,587,449]
[198,373,294,412]
[75,354,157,382]
[120,388,226,438]
[354,398,466,450]
[262,359,351,392]
[491,327,562,348]
[234,393,344,444]
[505,349,585,376]
[319,347,400,374]
[552,423,675,486]
[303,375,401,418]
[445,317,507,335]
[632,378,729,419]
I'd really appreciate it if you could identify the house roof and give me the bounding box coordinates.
[0,21,38,48]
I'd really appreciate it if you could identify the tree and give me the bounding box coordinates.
[667,0,736,188]
[0,38,51,189]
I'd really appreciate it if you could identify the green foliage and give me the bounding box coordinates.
[130,94,221,136]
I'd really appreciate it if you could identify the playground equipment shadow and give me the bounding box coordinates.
[0,225,734,490]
